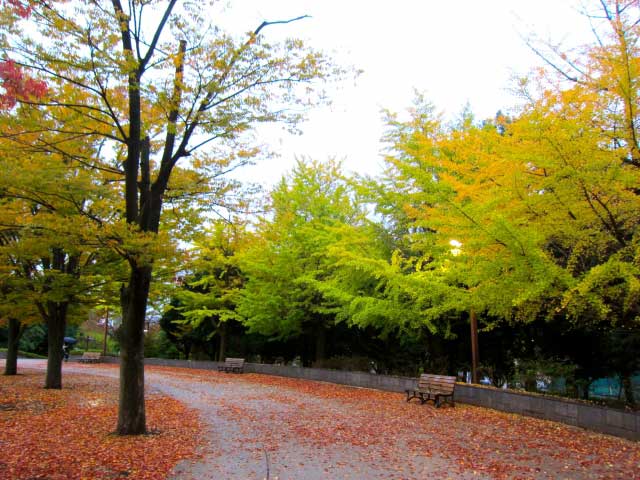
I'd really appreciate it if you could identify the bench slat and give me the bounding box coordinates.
[217,357,245,373]
[406,373,456,407]
[79,352,101,364]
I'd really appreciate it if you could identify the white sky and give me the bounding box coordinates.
[220,0,595,187]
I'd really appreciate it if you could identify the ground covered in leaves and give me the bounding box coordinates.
[0,369,202,480]
[233,377,635,478]
[2,362,639,479]
[153,365,640,479]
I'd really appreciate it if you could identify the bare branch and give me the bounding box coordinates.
[253,15,311,36]
[140,0,179,71]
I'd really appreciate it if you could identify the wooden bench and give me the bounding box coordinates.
[217,357,245,373]
[406,373,456,407]
[78,352,101,364]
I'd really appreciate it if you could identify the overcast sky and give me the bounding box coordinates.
[220,0,594,186]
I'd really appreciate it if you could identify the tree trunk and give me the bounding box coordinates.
[218,322,227,362]
[45,304,67,389]
[315,325,326,366]
[117,264,152,435]
[580,379,592,400]
[4,318,21,376]
[470,309,480,384]
[621,372,636,406]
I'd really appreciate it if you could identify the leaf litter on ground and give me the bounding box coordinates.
[2,364,640,480]
[0,369,202,480]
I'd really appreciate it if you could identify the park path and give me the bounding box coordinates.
[13,359,639,480]
[152,368,468,480]
[53,360,472,479]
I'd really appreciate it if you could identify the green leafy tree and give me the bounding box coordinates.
[166,220,248,361]
[238,159,367,364]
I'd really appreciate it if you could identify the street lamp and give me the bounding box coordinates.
[449,239,462,256]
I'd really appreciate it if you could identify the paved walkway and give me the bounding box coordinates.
[9,360,639,479]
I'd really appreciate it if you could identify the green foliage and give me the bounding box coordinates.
[143,329,180,360]
[237,159,370,360]
[160,220,248,360]
[18,324,47,355]
[0,0,346,426]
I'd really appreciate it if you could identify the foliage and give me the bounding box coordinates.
[237,159,370,363]
[0,58,46,109]
[163,220,248,361]
[17,323,47,355]
[0,0,638,409]
[160,297,203,360]
[0,113,126,386]
[377,0,640,336]
[143,328,180,360]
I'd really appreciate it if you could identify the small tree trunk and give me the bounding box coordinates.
[117,264,151,435]
[218,322,227,362]
[524,376,537,393]
[315,325,326,366]
[581,380,592,400]
[45,305,67,389]
[470,309,480,384]
[621,372,636,406]
[4,318,21,376]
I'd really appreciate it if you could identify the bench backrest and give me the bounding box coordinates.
[418,374,456,394]
[224,357,245,366]
[82,352,101,359]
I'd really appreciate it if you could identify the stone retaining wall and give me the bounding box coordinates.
[96,356,639,441]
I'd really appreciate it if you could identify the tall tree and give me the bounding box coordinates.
[0,228,34,376]
[165,220,248,361]
[0,1,340,433]
[376,0,640,398]
[238,159,368,364]
[0,135,121,386]
[0,41,48,377]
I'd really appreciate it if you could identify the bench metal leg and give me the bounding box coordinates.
[406,390,425,403]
